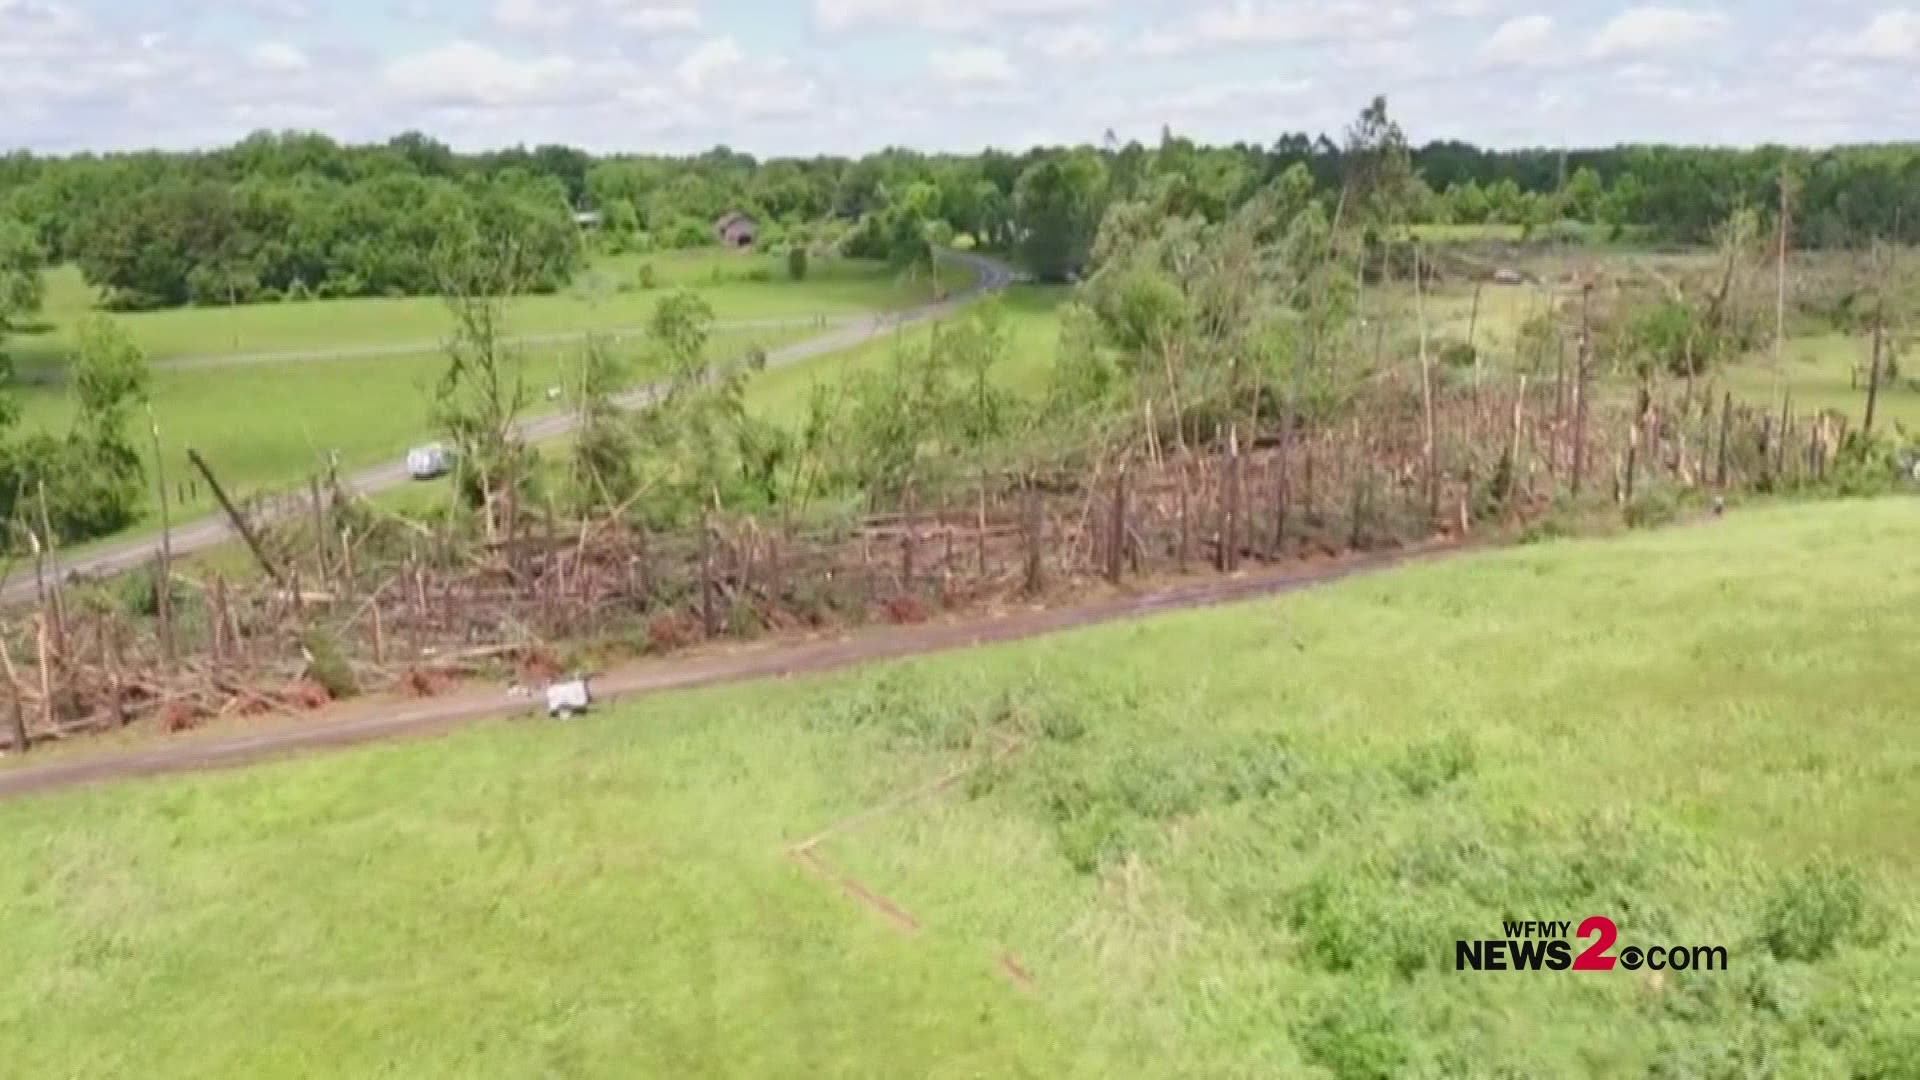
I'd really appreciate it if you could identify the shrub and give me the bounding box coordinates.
[300,628,359,700]
[115,562,193,619]
[1438,341,1478,369]
[1760,864,1872,962]
[634,262,658,290]
[1827,429,1917,497]
[787,246,809,281]
[1624,488,1681,529]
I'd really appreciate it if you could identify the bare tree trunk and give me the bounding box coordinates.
[34,482,66,661]
[1415,249,1439,523]
[1774,170,1790,399]
[104,620,126,728]
[1865,303,1885,435]
[308,474,329,586]
[700,514,718,638]
[1717,392,1734,489]
[1509,375,1528,512]
[1271,412,1293,556]
[188,449,284,589]
[1572,283,1594,496]
[148,408,177,667]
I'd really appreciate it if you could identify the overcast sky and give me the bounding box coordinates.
[4,0,1918,156]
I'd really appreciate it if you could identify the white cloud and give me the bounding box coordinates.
[383,41,579,107]
[815,0,1101,33]
[612,2,703,32]
[492,0,573,32]
[1130,1,1419,57]
[1143,76,1312,116]
[1815,9,1920,60]
[248,41,311,73]
[1590,6,1729,58]
[676,35,743,89]
[1027,23,1109,62]
[1479,13,1552,64]
[492,0,702,35]
[930,45,1016,85]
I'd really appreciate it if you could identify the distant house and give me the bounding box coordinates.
[715,211,758,250]
[573,209,605,229]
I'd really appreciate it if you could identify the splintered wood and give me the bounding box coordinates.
[0,373,1835,753]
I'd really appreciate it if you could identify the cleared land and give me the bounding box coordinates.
[748,285,1069,423]
[19,325,804,526]
[1725,332,1920,430]
[16,252,968,373]
[1,499,1914,1076]
[11,252,973,530]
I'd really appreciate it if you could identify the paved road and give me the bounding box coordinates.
[154,315,861,374]
[1,252,1015,602]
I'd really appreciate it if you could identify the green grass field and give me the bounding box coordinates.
[748,285,1069,424]
[14,251,965,374]
[1723,332,1920,431]
[2,498,1915,1076]
[6,250,978,538]
[21,325,804,526]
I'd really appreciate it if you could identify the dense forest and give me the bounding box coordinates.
[5,106,1920,311]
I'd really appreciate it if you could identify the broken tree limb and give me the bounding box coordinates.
[188,448,287,589]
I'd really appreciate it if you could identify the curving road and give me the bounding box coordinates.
[2,252,1015,602]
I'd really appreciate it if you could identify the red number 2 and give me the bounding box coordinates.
[1573,916,1618,971]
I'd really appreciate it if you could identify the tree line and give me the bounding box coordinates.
[6,117,1920,312]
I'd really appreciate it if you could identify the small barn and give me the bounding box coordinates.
[715,211,758,250]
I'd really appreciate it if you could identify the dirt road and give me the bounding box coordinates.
[0,252,1014,604]
[0,543,1457,801]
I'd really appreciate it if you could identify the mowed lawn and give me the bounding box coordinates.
[2,499,1917,1076]
[12,251,969,373]
[19,325,804,524]
[748,285,1068,424]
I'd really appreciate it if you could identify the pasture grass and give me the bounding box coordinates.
[20,326,806,527]
[1,498,1916,1077]
[747,285,1069,425]
[14,252,965,373]
[1723,332,1920,432]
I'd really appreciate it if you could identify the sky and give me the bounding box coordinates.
[3,0,1919,156]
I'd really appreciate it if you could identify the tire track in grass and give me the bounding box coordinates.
[785,734,1034,987]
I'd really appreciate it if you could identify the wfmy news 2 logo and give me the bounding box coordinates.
[1456,917,1728,973]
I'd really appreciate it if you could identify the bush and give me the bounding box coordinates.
[114,562,193,619]
[634,263,658,290]
[1827,429,1918,496]
[787,246,809,281]
[1624,488,1681,529]
[1760,864,1873,962]
[668,216,711,250]
[300,628,359,700]
[1438,341,1478,369]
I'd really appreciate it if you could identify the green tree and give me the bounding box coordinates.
[0,219,46,330]
[1561,166,1605,221]
[1014,151,1109,283]
[0,318,149,543]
